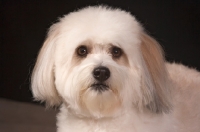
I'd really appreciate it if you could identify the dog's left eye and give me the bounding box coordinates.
[111,47,122,58]
[77,46,88,57]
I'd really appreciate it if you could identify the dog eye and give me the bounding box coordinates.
[111,47,122,58]
[77,46,88,57]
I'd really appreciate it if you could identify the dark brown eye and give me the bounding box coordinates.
[112,47,122,58]
[77,46,87,57]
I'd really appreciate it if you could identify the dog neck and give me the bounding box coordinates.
[57,104,175,132]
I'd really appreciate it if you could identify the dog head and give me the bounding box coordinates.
[31,6,171,118]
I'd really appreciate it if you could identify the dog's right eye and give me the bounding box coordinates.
[77,46,88,57]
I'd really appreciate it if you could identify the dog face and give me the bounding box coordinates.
[32,6,171,118]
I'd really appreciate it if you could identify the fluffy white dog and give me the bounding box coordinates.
[31,6,200,132]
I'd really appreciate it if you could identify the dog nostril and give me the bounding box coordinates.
[93,66,110,82]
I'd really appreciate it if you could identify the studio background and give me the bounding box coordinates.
[0,1,200,131]
[2,0,200,103]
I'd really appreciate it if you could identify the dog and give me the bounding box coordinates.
[31,6,200,132]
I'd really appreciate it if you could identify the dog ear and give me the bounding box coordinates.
[31,25,61,107]
[140,33,172,113]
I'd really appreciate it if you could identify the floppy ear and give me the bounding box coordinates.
[140,33,172,113]
[31,25,61,106]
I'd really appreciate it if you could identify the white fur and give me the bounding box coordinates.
[31,6,200,132]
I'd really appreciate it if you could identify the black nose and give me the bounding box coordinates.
[93,66,110,82]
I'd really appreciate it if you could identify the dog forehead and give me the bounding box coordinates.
[57,6,142,45]
[62,7,137,28]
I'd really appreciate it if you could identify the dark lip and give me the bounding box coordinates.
[91,83,109,92]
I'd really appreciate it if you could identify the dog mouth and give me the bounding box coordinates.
[91,83,109,92]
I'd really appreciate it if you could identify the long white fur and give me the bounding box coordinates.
[31,6,200,132]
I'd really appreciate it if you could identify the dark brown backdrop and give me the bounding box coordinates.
[1,0,200,103]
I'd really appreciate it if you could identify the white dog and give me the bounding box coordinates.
[31,6,200,132]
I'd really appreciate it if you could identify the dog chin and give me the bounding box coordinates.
[91,83,109,92]
[78,83,122,118]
